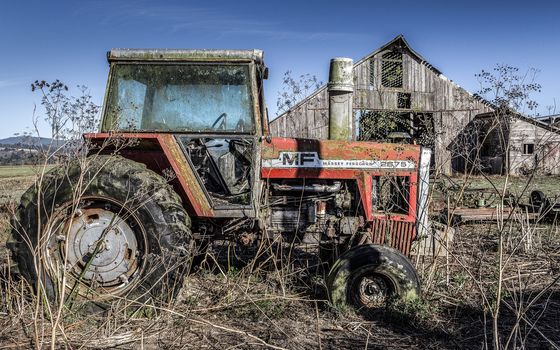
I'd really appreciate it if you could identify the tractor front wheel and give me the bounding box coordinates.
[327,244,420,312]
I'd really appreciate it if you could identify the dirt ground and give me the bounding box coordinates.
[0,172,559,349]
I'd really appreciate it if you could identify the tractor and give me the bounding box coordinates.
[8,49,431,312]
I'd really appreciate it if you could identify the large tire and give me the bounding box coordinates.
[327,244,420,312]
[7,155,191,305]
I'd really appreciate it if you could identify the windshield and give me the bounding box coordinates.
[103,64,255,133]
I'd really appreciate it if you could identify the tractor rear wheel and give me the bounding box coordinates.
[8,155,191,305]
[327,244,420,312]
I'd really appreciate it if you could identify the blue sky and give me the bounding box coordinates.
[0,0,559,138]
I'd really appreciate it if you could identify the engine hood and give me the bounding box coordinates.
[261,137,421,171]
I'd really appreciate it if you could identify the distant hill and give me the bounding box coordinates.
[0,136,54,148]
[0,136,64,165]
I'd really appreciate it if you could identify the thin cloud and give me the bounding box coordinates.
[75,0,365,42]
[218,28,369,42]
[0,79,24,89]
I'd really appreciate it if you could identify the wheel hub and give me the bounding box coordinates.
[358,275,390,307]
[65,208,138,287]
[45,198,147,298]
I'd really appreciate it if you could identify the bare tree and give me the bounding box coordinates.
[31,80,100,146]
[476,65,541,114]
[276,70,322,116]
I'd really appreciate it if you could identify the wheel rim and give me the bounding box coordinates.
[44,196,148,299]
[351,272,396,308]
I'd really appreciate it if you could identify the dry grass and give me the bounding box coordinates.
[1,170,559,349]
[0,165,56,179]
[0,164,55,206]
[417,223,560,347]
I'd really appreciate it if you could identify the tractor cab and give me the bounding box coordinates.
[100,49,268,211]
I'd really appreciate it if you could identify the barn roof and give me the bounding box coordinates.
[476,111,560,135]
[274,34,492,120]
[536,114,560,125]
[354,35,442,75]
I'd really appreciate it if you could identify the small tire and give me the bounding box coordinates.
[7,155,192,304]
[530,190,549,210]
[327,244,420,312]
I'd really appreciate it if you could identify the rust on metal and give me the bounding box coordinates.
[157,134,214,217]
[260,136,422,256]
[260,137,421,162]
[369,218,416,256]
[84,133,214,217]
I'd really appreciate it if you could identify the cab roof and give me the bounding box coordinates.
[107,49,264,64]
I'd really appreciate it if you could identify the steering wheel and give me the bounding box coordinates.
[211,113,227,130]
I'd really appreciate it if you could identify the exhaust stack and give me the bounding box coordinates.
[328,58,354,140]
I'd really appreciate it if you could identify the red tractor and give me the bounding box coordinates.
[8,49,431,311]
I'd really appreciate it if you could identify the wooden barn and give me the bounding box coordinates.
[269,35,560,176]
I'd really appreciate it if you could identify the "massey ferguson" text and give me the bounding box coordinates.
[262,152,416,170]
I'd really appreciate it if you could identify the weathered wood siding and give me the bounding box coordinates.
[508,119,560,175]
[269,42,493,175]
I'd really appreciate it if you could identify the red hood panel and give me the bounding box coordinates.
[261,137,421,170]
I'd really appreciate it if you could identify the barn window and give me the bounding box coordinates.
[369,59,375,86]
[381,51,403,88]
[523,143,534,155]
[397,92,411,109]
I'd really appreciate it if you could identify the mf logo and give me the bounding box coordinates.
[281,152,317,166]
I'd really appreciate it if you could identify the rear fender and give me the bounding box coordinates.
[84,133,214,217]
